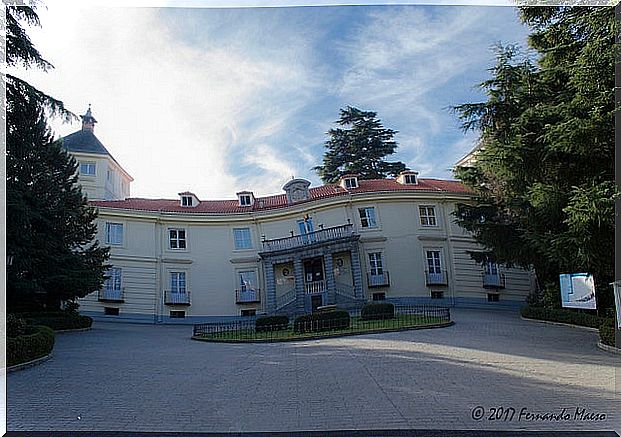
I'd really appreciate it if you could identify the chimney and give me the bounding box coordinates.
[81,104,97,132]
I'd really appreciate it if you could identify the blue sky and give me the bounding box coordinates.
[18,4,530,199]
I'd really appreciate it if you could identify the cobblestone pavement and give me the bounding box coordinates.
[7,309,620,433]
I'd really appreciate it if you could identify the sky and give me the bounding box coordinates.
[15,2,531,200]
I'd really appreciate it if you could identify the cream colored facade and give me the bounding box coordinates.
[65,111,532,323]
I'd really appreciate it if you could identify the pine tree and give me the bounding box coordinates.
[452,7,617,310]
[315,106,407,183]
[6,4,110,311]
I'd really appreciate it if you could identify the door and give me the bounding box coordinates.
[298,217,315,243]
[426,251,443,284]
[238,270,258,302]
[311,294,323,312]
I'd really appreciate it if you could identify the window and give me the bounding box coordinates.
[359,207,377,228]
[344,177,358,189]
[431,291,444,299]
[170,310,186,318]
[484,261,498,275]
[404,174,417,184]
[105,223,123,245]
[297,217,315,243]
[169,228,187,250]
[241,309,256,317]
[369,252,384,276]
[487,293,500,302]
[104,307,119,316]
[170,272,186,294]
[104,267,122,293]
[239,271,257,291]
[181,196,193,207]
[107,169,113,181]
[233,228,252,249]
[426,250,442,274]
[372,292,386,301]
[420,206,437,226]
[239,195,252,206]
[80,162,96,176]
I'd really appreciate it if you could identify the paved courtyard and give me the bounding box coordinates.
[7,308,620,433]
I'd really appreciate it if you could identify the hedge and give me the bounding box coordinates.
[23,313,93,331]
[294,310,350,333]
[361,303,395,320]
[599,318,616,347]
[7,325,55,367]
[255,315,289,332]
[520,306,602,329]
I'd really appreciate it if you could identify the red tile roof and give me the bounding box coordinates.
[90,178,472,214]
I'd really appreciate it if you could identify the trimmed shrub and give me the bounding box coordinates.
[7,314,29,338]
[7,325,55,367]
[23,312,93,331]
[520,306,601,329]
[361,303,395,321]
[255,315,289,332]
[599,318,616,347]
[294,310,350,333]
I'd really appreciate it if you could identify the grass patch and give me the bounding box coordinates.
[194,314,449,342]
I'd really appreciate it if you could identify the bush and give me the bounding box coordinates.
[361,303,395,320]
[294,310,350,333]
[23,312,93,331]
[255,315,289,332]
[521,306,602,328]
[7,314,29,338]
[599,318,616,347]
[7,325,55,367]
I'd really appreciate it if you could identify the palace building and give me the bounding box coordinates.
[64,108,533,323]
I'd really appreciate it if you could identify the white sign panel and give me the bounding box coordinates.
[560,273,596,310]
[613,281,621,330]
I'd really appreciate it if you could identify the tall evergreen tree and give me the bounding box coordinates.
[452,7,616,310]
[315,106,407,183]
[6,4,110,311]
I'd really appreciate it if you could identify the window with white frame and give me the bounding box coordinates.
[419,206,437,226]
[344,177,358,189]
[358,207,377,228]
[105,222,123,245]
[181,196,193,207]
[170,272,186,294]
[484,260,499,276]
[233,228,252,249]
[169,228,187,250]
[107,169,114,181]
[239,194,252,206]
[368,252,384,276]
[104,267,122,292]
[404,174,417,184]
[79,162,96,176]
[426,250,442,274]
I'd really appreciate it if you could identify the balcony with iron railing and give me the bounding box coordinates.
[425,270,448,286]
[482,272,506,289]
[368,271,390,288]
[236,288,261,304]
[261,224,355,253]
[165,290,191,305]
[98,288,125,302]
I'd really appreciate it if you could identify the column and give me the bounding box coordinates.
[293,257,305,314]
[264,261,276,314]
[324,253,336,305]
[350,244,364,300]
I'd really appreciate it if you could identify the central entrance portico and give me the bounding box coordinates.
[259,224,364,316]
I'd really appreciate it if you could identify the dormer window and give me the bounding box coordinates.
[397,170,419,185]
[179,192,199,208]
[340,175,359,190]
[237,191,254,207]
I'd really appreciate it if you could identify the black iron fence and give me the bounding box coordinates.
[193,305,451,341]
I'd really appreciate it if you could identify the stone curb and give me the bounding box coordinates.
[597,341,621,355]
[520,316,599,332]
[192,321,454,344]
[54,326,92,334]
[6,353,52,373]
